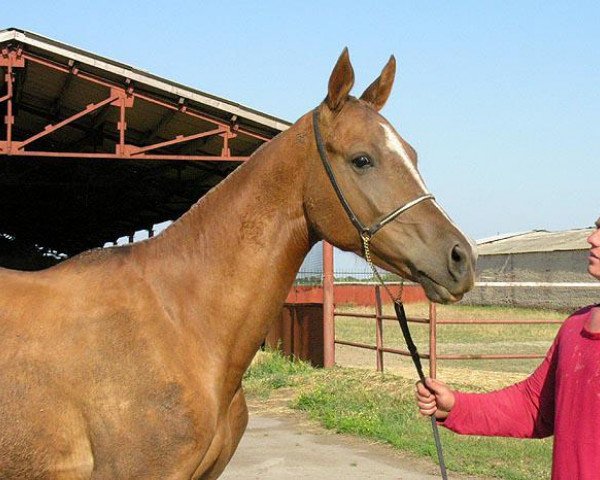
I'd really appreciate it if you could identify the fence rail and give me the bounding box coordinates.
[333,285,565,377]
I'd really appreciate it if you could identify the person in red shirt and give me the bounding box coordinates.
[415,218,600,480]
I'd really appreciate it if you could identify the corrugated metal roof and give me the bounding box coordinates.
[475,231,532,244]
[477,228,594,255]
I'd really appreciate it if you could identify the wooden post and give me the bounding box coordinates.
[375,285,384,372]
[428,301,437,378]
[322,241,335,368]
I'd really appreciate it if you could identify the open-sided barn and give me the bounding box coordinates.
[0,28,289,270]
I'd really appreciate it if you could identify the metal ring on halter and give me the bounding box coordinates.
[361,231,402,301]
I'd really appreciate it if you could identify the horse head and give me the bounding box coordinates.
[305,48,476,303]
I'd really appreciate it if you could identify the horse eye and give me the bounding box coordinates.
[351,155,373,169]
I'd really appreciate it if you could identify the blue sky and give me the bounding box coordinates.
[5,1,599,246]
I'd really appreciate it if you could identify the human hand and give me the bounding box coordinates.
[415,377,455,421]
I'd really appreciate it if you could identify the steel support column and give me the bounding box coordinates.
[2,63,12,152]
[375,286,384,372]
[322,241,335,368]
[0,47,24,154]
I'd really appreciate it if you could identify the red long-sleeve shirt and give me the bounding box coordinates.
[443,305,600,479]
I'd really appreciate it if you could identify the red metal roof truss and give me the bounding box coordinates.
[0,46,268,161]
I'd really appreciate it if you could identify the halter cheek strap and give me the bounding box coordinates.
[312,107,448,480]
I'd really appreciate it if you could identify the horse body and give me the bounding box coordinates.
[0,118,311,479]
[0,50,476,479]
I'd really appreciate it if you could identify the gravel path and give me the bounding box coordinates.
[221,413,490,479]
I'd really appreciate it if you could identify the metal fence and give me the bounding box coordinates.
[333,284,568,378]
[295,242,324,286]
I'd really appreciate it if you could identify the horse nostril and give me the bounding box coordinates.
[451,244,464,264]
[448,244,468,281]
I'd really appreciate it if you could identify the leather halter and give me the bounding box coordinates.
[312,107,449,480]
[311,108,434,240]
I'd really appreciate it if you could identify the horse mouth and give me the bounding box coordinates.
[415,270,464,304]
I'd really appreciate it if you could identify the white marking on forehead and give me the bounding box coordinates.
[380,123,427,191]
[380,122,477,255]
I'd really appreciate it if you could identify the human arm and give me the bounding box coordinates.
[414,342,557,439]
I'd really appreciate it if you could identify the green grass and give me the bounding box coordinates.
[244,349,553,480]
[243,346,313,398]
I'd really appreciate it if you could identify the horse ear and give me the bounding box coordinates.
[359,55,396,111]
[325,48,355,112]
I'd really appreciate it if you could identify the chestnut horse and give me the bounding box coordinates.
[0,49,475,479]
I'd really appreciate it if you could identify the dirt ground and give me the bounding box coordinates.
[335,344,530,390]
[222,406,494,480]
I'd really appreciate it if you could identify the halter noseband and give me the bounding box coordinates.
[311,108,434,241]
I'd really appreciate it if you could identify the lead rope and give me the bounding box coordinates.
[361,232,449,480]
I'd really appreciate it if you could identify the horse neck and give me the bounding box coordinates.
[137,113,315,382]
